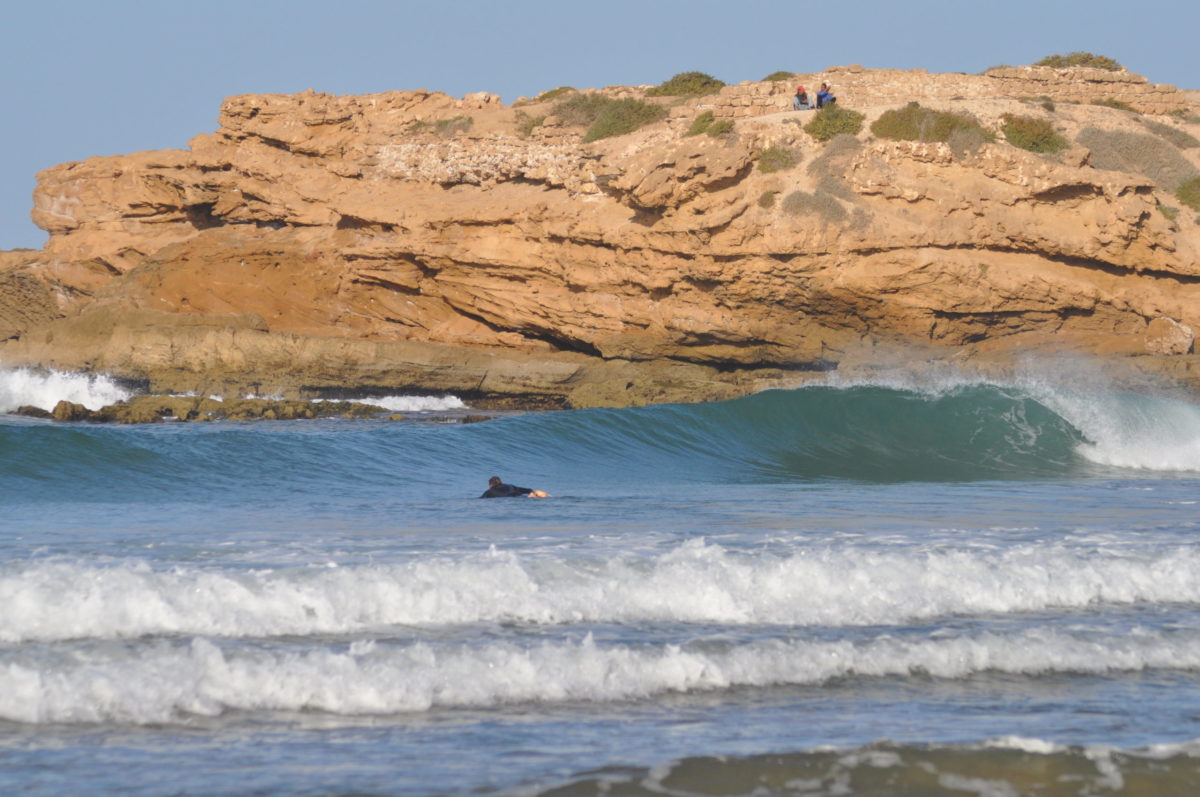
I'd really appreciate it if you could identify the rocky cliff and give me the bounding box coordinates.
[3,65,1200,407]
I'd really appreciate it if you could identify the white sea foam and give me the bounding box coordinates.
[983,736,1066,755]
[1022,384,1200,472]
[817,370,1200,472]
[313,394,467,412]
[0,365,132,413]
[4,628,1200,725]
[4,540,1200,643]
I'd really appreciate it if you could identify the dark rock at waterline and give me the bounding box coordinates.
[52,400,92,421]
[34,394,395,424]
[14,405,53,419]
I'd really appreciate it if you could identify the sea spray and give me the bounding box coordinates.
[0,365,132,413]
[314,394,467,412]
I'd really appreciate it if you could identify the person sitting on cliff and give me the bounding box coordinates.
[816,83,837,108]
[792,86,812,111]
[480,476,548,499]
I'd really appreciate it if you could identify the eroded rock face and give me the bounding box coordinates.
[1146,317,1196,355]
[4,70,1200,406]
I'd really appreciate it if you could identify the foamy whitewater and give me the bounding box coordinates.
[3,368,1200,795]
[0,364,132,413]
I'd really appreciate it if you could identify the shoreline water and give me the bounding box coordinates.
[3,373,1200,794]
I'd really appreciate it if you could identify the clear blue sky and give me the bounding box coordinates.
[3,0,1197,249]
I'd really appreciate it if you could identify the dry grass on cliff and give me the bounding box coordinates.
[808,134,863,200]
[781,190,847,223]
[1092,97,1140,114]
[1141,119,1200,150]
[1077,127,1199,190]
[1168,108,1200,124]
[410,115,474,137]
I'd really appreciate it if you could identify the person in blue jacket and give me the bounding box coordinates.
[816,83,837,108]
[480,476,548,498]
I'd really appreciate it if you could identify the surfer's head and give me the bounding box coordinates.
[488,476,502,487]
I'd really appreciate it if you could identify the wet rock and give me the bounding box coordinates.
[52,401,92,422]
[13,405,53,419]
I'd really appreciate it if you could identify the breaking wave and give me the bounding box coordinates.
[0,365,132,413]
[3,628,1200,724]
[3,381,1200,505]
[2,540,1198,642]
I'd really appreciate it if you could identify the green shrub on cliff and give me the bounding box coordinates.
[514,110,546,137]
[548,93,667,141]
[1077,127,1199,190]
[550,93,613,126]
[804,105,864,142]
[1177,177,1200,210]
[686,111,715,136]
[762,71,796,82]
[707,119,734,137]
[871,102,991,145]
[1035,52,1123,71]
[1002,114,1069,154]
[646,71,725,97]
[685,111,734,137]
[536,86,576,103]
[582,98,668,142]
[757,146,800,173]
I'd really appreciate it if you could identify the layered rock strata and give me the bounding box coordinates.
[3,66,1200,407]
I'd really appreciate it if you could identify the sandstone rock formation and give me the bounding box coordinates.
[3,65,1200,407]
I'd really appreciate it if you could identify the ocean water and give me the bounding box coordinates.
[2,366,1199,795]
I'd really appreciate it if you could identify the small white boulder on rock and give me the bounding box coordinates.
[1144,316,1195,355]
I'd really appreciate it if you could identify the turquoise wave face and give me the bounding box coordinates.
[0,383,1127,506]
[454,383,1096,484]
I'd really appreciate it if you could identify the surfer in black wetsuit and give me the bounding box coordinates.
[479,476,548,499]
